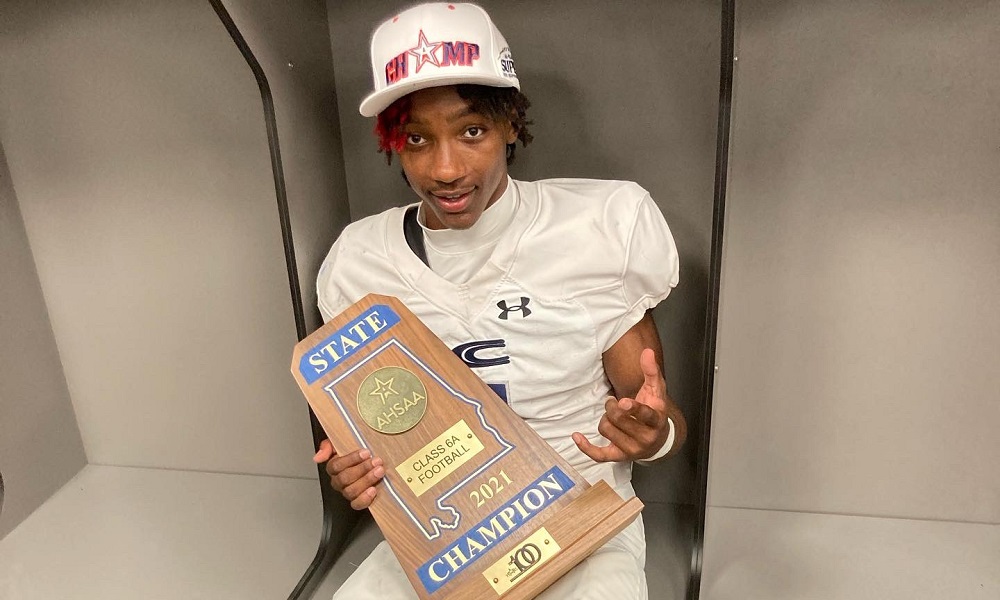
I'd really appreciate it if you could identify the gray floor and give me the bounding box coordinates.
[701,506,1000,600]
[0,465,322,599]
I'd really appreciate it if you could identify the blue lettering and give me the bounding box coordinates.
[299,305,400,383]
[416,467,574,593]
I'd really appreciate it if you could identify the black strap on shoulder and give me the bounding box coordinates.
[403,205,429,267]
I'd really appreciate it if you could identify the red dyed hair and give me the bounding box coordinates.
[374,95,411,159]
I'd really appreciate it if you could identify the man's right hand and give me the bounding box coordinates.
[313,439,385,510]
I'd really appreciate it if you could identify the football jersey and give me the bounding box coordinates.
[316,178,680,495]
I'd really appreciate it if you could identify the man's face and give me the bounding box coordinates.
[398,86,517,230]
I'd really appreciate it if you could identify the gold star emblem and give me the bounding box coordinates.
[368,376,398,404]
[357,367,427,435]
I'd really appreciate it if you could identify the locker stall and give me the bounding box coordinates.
[315,1,723,598]
[0,0,721,598]
[1,1,723,598]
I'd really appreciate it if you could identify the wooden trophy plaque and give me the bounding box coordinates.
[290,294,643,600]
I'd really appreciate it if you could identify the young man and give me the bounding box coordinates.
[313,4,686,598]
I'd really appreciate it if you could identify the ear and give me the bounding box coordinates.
[504,120,518,145]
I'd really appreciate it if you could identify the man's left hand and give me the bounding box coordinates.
[572,348,671,462]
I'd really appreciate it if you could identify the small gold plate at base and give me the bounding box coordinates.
[482,527,561,595]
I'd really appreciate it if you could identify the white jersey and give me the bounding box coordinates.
[316,177,679,496]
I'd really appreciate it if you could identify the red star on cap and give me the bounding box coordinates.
[407,29,442,73]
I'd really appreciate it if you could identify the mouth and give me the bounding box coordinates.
[430,188,475,213]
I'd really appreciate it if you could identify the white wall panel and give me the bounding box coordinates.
[0,0,342,478]
[0,141,86,539]
[709,0,1000,523]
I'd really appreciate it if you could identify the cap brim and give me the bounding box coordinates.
[359,73,519,117]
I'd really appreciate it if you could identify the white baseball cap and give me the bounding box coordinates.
[359,3,520,117]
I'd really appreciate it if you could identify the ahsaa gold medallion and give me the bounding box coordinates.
[357,366,427,434]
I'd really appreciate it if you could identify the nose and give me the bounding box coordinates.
[429,141,463,184]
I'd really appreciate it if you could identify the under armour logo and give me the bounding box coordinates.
[497,297,531,320]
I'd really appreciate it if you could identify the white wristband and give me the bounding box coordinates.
[636,417,675,464]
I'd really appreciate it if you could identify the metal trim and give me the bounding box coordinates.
[687,0,736,598]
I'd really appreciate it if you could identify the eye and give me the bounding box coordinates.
[406,133,425,145]
[464,126,486,138]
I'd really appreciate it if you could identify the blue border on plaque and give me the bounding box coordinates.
[417,466,575,594]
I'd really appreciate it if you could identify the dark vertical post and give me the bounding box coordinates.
[688,0,736,598]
